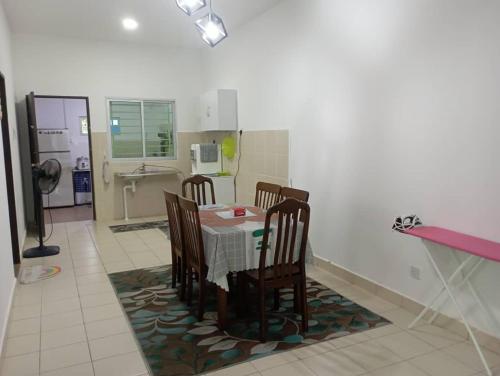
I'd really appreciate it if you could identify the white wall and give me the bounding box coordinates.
[0,0,20,354]
[12,34,204,220]
[13,34,202,133]
[202,0,500,337]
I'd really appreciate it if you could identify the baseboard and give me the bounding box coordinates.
[0,277,17,360]
[313,255,500,355]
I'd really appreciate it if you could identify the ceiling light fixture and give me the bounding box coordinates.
[195,0,227,47]
[122,18,139,31]
[176,0,207,16]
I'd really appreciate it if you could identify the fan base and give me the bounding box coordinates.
[23,245,60,259]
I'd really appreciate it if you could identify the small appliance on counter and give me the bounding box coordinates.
[191,143,222,175]
[76,156,90,170]
[190,143,235,204]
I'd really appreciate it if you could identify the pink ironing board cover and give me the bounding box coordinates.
[404,226,500,262]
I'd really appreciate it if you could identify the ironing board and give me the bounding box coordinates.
[403,226,500,376]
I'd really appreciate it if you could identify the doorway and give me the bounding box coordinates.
[27,95,96,224]
[0,72,20,264]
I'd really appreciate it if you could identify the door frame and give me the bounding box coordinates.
[34,95,96,220]
[0,72,20,264]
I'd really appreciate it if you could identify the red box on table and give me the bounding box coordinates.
[233,207,246,217]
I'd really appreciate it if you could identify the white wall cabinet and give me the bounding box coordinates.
[200,89,238,131]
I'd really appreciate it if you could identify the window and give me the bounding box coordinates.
[108,99,176,159]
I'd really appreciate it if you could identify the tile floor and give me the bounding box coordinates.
[2,218,500,376]
[44,205,94,224]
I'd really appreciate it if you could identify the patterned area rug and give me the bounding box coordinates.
[109,221,170,238]
[109,266,390,376]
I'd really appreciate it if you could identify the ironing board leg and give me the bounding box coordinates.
[408,253,476,329]
[423,245,492,376]
[450,253,498,332]
[427,257,484,325]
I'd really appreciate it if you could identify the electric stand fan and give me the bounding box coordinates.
[23,159,62,258]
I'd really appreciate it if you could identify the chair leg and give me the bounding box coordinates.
[274,288,280,311]
[300,280,308,333]
[293,285,300,313]
[171,252,177,289]
[259,286,267,342]
[236,272,246,317]
[179,258,186,301]
[198,278,206,322]
[187,268,193,306]
[177,256,182,283]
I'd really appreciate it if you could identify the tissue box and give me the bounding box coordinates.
[233,207,246,217]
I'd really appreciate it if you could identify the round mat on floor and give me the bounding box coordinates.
[19,265,62,284]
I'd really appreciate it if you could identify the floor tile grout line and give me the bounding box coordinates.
[38,294,42,375]
[36,350,142,376]
[14,220,488,374]
[105,258,152,375]
[80,223,159,374]
[402,327,468,349]
[72,222,97,376]
[38,224,65,375]
[89,222,138,273]
[35,322,141,368]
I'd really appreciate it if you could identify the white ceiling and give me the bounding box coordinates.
[2,0,282,48]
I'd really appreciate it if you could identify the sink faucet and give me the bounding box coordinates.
[139,163,146,173]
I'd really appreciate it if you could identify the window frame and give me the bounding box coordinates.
[106,97,178,162]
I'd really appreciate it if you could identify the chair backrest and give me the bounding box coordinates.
[259,198,310,281]
[182,175,216,206]
[163,190,183,254]
[255,182,281,210]
[279,186,310,203]
[177,195,206,273]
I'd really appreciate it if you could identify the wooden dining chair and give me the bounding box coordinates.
[280,186,309,223]
[254,182,281,210]
[182,175,216,206]
[238,198,311,342]
[163,190,186,300]
[279,186,310,203]
[177,195,209,321]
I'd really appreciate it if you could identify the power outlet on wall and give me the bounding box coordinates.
[410,266,421,281]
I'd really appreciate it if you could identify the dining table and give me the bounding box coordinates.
[198,204,313,329]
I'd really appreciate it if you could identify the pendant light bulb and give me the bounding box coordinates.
[195,11,228,47]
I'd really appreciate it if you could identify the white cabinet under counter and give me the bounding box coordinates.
[203,175,235,205]
[200,89,238,131]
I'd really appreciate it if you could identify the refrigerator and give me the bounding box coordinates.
[38,129,75,208]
